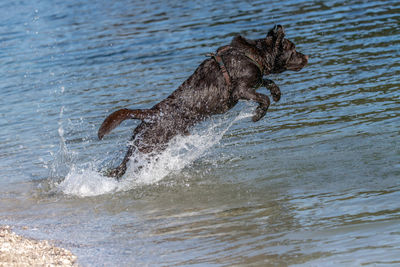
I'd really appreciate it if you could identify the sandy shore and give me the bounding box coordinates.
[0,225,78,266]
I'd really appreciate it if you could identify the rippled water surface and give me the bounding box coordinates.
[1,0,399,266]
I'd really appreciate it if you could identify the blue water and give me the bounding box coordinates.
[1,0,399,266]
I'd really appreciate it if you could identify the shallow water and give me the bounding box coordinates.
[1,0,399,266]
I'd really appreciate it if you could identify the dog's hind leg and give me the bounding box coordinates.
[106,148,132,179]
[106,163,127,179]
[105,144,136,179]
[98,108,156,140]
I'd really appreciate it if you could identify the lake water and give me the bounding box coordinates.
[1,0,399,265]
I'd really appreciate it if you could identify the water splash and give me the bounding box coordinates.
[57,107,253,197]
[59,166,119,196]
[47,106,76,178]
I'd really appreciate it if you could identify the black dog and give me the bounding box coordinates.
[98,25,308,178]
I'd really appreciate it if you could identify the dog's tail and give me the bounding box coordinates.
[98,108,156,140]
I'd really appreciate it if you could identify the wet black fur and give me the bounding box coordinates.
[99,25,308,178]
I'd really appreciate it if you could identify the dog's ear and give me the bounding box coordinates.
[267,25,285,38]
[267,25,285,46]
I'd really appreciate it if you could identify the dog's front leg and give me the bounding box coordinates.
[238,89,271,122]
[263,79,281,102]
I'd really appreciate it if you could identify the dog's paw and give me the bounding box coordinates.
[263,79,281,102]
[269,85,281,102]
[252,107,268,122]
[271,88,282,102]
[103,167,125,180]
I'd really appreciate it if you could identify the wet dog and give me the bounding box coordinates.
[98,25,308,179]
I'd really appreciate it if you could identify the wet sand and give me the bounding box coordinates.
[0,226,78,266]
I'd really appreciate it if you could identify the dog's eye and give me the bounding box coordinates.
[283,40,295,51]
[283,42,291,50]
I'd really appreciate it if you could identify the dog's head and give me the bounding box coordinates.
[265,25,308,73]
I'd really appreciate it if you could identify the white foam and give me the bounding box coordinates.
[56,106,253,197]
[58,167,119,196]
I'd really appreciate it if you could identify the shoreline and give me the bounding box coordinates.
[0,225,78,266]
